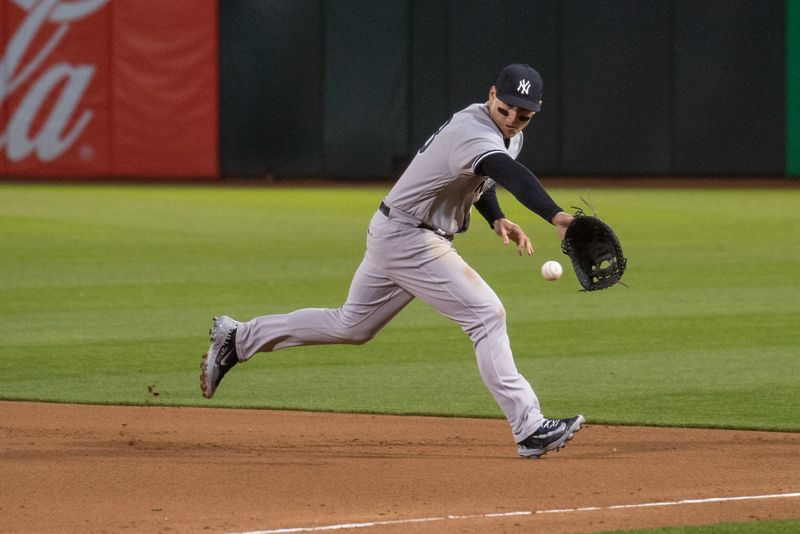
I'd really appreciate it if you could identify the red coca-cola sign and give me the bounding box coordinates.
[1,0,109,175]
[1,0,219,178]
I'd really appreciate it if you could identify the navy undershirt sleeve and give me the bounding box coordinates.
[473,185,505,228]
[476,152,563,224]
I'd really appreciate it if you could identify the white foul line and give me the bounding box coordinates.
[229,491,800,534]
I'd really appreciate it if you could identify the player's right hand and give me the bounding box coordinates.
[493,218,533,256]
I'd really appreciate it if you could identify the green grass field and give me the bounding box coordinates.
[601,518,800,533]
[1,183,799,433]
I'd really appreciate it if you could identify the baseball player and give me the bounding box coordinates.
[202,64,584,459]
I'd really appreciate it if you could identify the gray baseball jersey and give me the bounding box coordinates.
[384,103,522,236]
[234,101,545,443]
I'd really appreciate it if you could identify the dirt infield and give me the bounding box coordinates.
[1,402,798,533]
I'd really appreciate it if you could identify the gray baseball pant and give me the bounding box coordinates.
[235,210,544,442]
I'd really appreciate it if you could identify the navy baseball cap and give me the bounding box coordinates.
[494,64,543,112]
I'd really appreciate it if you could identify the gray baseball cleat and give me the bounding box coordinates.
[200,315,242,399]
[516,415,585,458]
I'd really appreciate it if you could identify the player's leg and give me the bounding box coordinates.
[235,212,414,359]
[202,261,411,398]
[387,230,544,442]
[201,212,413,399]
[235,259,413,359]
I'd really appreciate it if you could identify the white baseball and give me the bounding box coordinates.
[541,260,563,281]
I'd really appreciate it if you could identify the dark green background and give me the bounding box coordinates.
[788,0,800,176]
[219,0,788,179]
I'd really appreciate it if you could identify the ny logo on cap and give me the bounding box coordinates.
[517,79,531,95]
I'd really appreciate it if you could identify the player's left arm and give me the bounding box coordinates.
[551,211,574,240]
[477,152,572,240]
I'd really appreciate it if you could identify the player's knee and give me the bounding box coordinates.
[340,316,379,344]
[485,304,507,330]
[463,301,507,339]
[344,326,376,345]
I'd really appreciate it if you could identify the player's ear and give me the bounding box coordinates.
[489,86,497,101]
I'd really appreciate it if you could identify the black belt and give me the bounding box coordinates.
[379,201,453,241]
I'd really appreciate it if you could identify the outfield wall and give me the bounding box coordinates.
[788,0,800,177]
[220,0,789,180]
[0,0,793,180]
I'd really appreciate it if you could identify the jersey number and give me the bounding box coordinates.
[418,118,452,154]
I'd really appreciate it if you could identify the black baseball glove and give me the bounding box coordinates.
[561,211,627,291]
